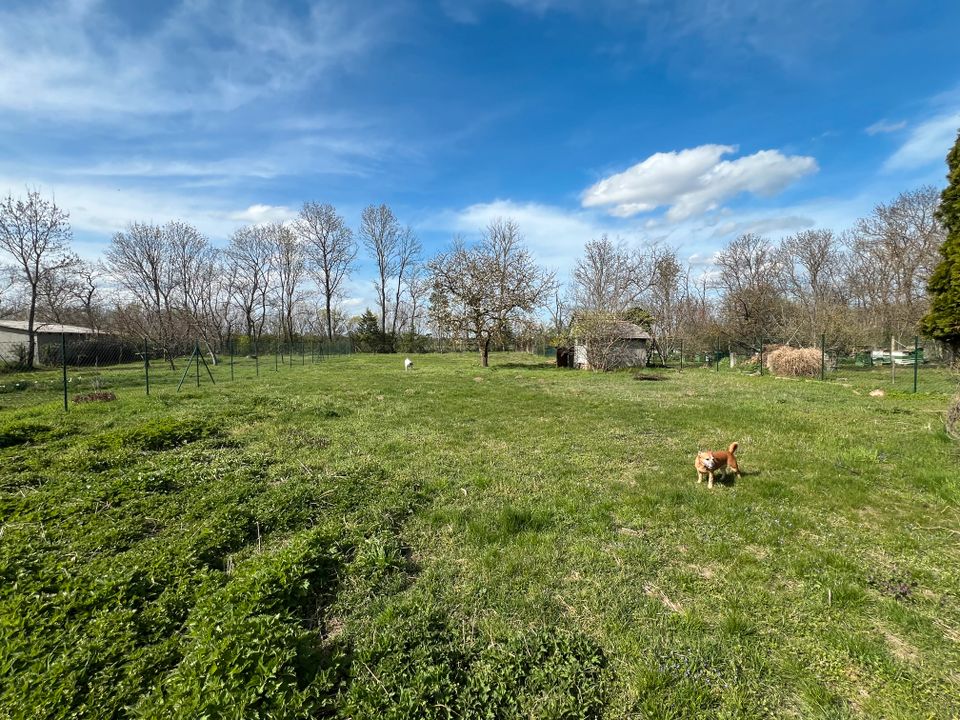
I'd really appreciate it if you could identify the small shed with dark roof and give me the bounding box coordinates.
[573,321,652,370]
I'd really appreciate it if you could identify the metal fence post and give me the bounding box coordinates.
[230,339,234,382]
[679,338,683,371]
[195,341,200,388]
[891,336,896,384]
[61,332,68,411]
[144,337,150,395]
[821,333,826,381]
[716,336,720,372]
[255,338,259,377]
[759,336,764,376]
[914,335,919,393]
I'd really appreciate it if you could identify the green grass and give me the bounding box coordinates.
[1,353,958,718]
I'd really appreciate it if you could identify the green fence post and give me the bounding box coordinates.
[759,336,764,376]
[275,341,279,371]
[230,339,234,382]
[195,341,200,388]
[61,332,68,411]
[716,336,720,372]
[679,338,683,372]
[255,338,260,377]
[144,337,150,395]
[914,335,919,393]
[821,333,826,381]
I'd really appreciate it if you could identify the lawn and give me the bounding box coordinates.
[1,353,958,718]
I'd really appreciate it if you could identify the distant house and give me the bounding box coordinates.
[0,320,99,366]
[573,321,652,370]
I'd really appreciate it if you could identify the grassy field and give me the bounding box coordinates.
[1,353,958,718]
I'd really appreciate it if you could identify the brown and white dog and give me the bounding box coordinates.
[695,442,741,488]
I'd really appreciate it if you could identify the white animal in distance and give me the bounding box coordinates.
[404,358,413,371]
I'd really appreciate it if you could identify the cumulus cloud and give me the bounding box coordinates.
[866,119,907,135]
[581,145,818,221]
[885,110,960,170]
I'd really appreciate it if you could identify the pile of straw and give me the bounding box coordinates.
[766,346,822,377]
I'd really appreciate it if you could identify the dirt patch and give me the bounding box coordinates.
[644,583,683,613]
[879,626,920,663]
[632,374,666,381]
[73,391,117,404]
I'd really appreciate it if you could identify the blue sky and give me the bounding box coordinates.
[2,0,959,310]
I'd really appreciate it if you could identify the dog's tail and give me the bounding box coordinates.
[728,442,739,455]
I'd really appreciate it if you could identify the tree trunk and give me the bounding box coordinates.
[325,294,334,341]
[26,285,37,369]
[480,337,490,367]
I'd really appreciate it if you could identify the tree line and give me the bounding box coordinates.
[0,172,953,370]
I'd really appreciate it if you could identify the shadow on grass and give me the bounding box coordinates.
[493,361,557,371]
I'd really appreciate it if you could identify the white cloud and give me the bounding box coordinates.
[581,145,818,221]
[866,119,907,135]
[228,204,296,224]
[885,111,960,170]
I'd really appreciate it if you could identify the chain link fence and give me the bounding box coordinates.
[643,334,952,393]
[0,333,353,411]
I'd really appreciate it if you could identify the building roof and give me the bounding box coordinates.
[608,321,652,340]
[0,320,99,335]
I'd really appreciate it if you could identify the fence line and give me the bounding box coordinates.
[0,333,355,411]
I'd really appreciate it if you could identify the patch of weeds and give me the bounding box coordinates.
[868,571,915,601]
[136,528,349,718]
[0,419,54,448]
[343,601,609,718]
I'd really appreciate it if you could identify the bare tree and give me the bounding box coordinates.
[776,229,850,346]
[104,221,184,366]
[296,202,357,340]
[268,222,306,343]
[573,235,661,313]
[644,249,690,362]
[226,225,274,346]
[36,263,82,324]
[845,186,943,342]
[71,262,104,331]
[360,204,400,339]
[392,226,421,337]
[429,219,555,367]
[714,233,783,341]
[0,190,76,368]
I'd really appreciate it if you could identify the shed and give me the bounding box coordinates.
[0,320,99,366]
[573,321,652,370]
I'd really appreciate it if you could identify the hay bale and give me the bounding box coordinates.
[747,343,787,365]
[766,346,822,377]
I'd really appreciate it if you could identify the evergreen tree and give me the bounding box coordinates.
[922,129,960,352]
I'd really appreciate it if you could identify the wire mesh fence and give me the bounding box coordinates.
[0,334,354,411]
[645,334,952,393]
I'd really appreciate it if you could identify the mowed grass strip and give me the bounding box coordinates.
[1,353,958,718]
